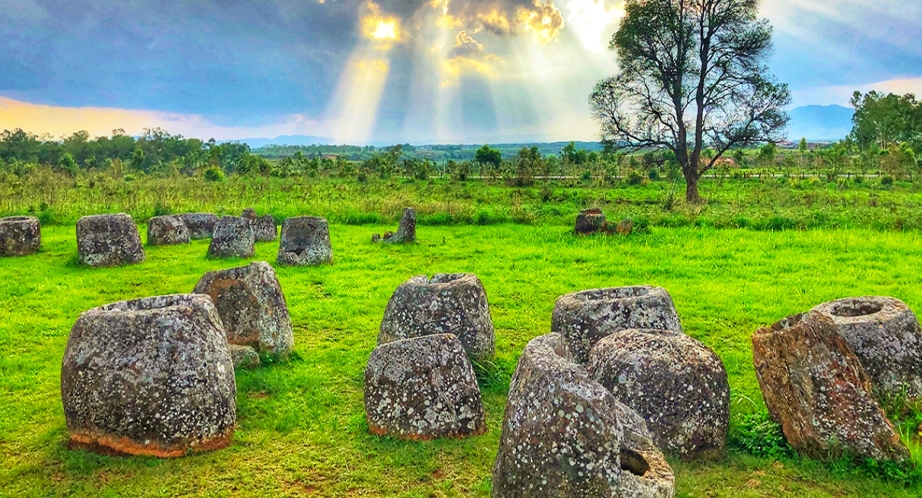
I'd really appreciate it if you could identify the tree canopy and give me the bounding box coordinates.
[850,91,922,153]
[590,0,790,202]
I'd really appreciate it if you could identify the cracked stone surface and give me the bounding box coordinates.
[276,216,332,266]
[61,294,236,458]
[147,215,191,246]
[76,213,145,267]
[180,213,218,240]
[379,273,494,363]
[0,216,41,256]
[812,296,922,401]
[193,261,293,358]
[492,333,674,498]
[588,329,730,461]
[242,208,278,242]
[552,286,683,364]
[363,334,485,440]
[208,216,255,258]
[752,311,909,462]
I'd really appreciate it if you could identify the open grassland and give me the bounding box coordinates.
[2,223,922,497]
[3,174,922,232]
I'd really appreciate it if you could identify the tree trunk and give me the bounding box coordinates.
[685,173,702,203]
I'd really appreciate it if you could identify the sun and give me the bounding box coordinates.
[371,20,397,40]
[360,1,400,42]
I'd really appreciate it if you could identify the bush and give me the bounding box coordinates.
[203,165,226,182]
[153,200,171,217]
[625,169,644,185]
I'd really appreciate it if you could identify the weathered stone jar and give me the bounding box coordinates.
[193,261,294,360]
[242,208,277,242]
[147,215,191,246]
[364,334,485,440]
[276,216,333,266]
[76,213,145,267]
[812,296,922,401]
[180,213,218,240]
[588,329,730,461]
[0,216,41,256]
[574,208,607,235]
[379,273,494,363]
[385,207,416,244]
[552,286,683,364]
[208,216,255,258]
[492,333,675,498]
[61,294,236,457]
[752,311,909,462]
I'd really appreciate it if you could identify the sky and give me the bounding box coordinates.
[1,0,920,144]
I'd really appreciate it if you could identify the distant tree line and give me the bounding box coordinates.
[0,128,274,180]
[3,89,921,186]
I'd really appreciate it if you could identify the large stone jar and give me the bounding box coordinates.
[61,294,236,457]
[76,213,145,267]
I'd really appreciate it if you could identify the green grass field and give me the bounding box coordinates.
[2,221,922,496]
[4,174,922,232]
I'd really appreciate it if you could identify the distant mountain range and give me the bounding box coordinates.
[786,105,854,142]
[229,105,856,148]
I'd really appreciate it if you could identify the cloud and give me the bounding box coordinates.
[761,0,922,92]
[0,0,360,123]
[448,30,484,58]
[517,0,565,43]
[0,96,324,140]
[791,77,922,108]
[372,0,565,41]
[443,30,503,85]
[1,0,920,146]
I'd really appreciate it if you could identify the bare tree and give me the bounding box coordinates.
[590,0,790,202]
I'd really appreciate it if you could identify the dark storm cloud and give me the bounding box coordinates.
[0,0,364,124]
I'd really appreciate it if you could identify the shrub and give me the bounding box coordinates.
[203,165,226,182]
[153,200,171,217]
[625,169,644,185]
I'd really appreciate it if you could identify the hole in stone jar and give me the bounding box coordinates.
[429,273,467,284]
[620,447,650,476]
[572,286,650,302]
[100,294,201,313]
[3,216,31,222]
[829,299,884,318]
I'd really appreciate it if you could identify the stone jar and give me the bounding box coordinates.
[61,294,236,457]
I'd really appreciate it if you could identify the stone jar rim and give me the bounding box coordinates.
[1,216,36,223]
[567,286,655,303]
[90,293,214,316]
